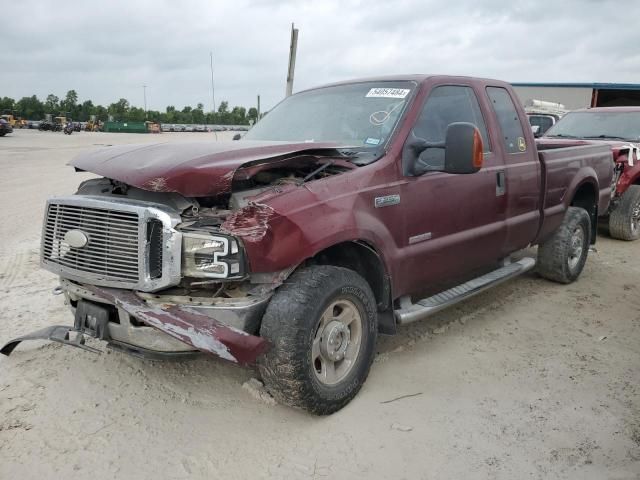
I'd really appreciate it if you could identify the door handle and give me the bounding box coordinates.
[496,171,506,196]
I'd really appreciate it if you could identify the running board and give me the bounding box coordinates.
[394,257,536,325]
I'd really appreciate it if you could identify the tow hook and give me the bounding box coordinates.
[52,286,64,296]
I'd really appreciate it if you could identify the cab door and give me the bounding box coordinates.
[396,84,507,295]
[485,86,541,252]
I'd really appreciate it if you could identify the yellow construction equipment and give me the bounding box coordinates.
[1,114,27,128]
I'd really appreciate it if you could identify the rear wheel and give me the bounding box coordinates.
[609,185,640,241]
[258,266,377,415]
[538,206,591,284]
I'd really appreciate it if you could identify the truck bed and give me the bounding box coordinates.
[537,144,613,243]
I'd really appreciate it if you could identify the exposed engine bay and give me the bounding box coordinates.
[71,154,354,300]
[78,154,352,220]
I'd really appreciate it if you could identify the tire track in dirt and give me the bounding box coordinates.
[0,251,36,289]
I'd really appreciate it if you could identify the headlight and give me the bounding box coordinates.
[181,232,244,279]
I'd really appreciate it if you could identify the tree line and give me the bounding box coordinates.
[0,90,259,125]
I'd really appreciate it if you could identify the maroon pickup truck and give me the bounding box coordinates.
[2,75,613,414]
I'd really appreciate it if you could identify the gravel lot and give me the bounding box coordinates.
[1,129,639,479]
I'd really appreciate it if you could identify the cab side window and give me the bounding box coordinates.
[486,87,526,153]
[414,85,490,151]
[412,85,490,169]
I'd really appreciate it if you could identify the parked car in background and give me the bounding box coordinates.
[195,124,205,132]
[184,124,194,132]
[540,107,640,240]
[161,124,171,132]
[525,99,567,137]
[0,118,13,136]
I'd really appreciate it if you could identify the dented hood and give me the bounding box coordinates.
[70,140,345,196]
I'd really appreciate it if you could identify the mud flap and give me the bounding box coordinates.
[0,325,101,356]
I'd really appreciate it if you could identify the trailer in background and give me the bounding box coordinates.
[524,99,568,137]
[512,83,640,110]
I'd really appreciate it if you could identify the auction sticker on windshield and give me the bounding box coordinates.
[366,88,410,99]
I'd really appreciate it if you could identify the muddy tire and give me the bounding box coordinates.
[609,185,640,241]
[537,206,591,284]
[258,266,377,415]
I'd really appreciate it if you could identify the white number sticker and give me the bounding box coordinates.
[366,88,410,99]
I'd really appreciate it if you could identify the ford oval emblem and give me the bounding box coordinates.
[64,229,89,248]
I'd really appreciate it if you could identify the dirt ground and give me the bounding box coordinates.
[0,129,638,480]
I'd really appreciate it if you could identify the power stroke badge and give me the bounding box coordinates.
[374,194,400,208]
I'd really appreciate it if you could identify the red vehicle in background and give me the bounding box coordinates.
[540,107,640,240]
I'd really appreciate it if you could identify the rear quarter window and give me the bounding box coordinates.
[487,87,527,153]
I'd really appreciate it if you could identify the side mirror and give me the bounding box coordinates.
[443,122,484,174]
[232,133,242,141]
[406,122,483,176]
[531,125,542,138]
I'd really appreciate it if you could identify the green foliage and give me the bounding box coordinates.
[3,92,254,125]
[45,94,59,113]
[16,96,44,119]
[61,90,78,114]
[0,96,16,113]
[247,107,258,124]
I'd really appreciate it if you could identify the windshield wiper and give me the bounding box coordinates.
[334,147,384,166]
[302,160,335,183]
[545,134,581,139]
[581,135,630,141]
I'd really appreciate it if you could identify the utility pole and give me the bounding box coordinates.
[142,85,147,119]
[210,52,216,114]
[257,94,261,120]
[285,23,299,97]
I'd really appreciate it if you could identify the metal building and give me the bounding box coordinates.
[512,83,640,110]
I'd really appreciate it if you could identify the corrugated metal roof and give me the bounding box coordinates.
[512,82,640,91]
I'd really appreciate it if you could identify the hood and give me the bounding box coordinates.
[537,137,639,164]
[69,140,346,197]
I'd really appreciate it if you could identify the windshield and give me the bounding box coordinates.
[243,81,416,149]
[545,111,640,142]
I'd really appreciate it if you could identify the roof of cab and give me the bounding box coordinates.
[296,74,511,94]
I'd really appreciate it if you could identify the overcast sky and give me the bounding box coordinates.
[2,0,639,112]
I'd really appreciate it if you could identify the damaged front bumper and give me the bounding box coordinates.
[1,280,271,364]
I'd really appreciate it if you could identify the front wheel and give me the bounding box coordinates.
[537,206,591,284]
[609,185,640,241]
[258,266,377,415]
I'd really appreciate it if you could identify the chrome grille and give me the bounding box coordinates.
[43,203,140,282]
[41,196,183,292]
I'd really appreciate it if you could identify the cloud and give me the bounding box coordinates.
[1,0,639,111]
